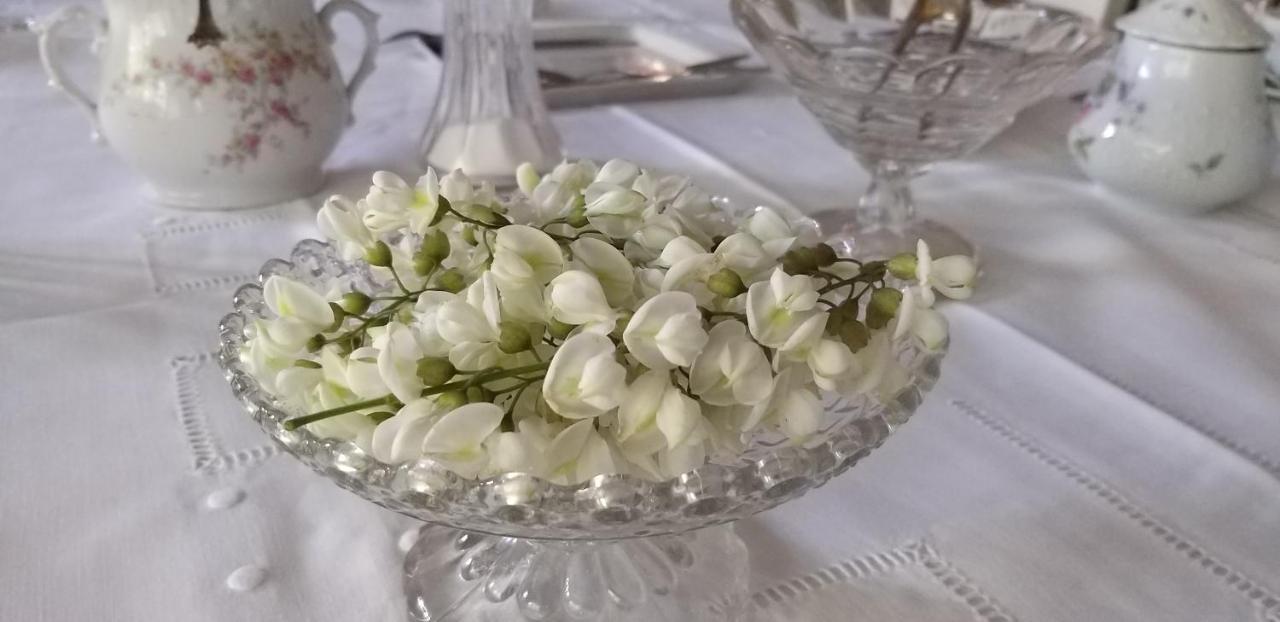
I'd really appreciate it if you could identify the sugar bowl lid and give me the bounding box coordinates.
[1115,0,1271,51]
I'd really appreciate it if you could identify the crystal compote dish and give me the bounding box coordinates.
[219,235,945,621]
[732,0,1110,258]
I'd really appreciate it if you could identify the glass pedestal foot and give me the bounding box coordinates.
[404,523,750,621]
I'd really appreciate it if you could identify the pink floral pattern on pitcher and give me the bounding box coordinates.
[110,22,335,169]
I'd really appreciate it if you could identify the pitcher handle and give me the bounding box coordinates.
[36,5,107,140]
[319,0,380,125]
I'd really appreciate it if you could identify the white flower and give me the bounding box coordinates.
[411,291,458,358]
[542,332,627,419]
[746,268,821,348]
[547,159,598,191]
[488,417,555,475]
[529,179,577,222]
[584,183,647,237]
[547,270,617,332]
[893,286,949,350]
[915,240,977,305]
[656,236,707,268]
[515,162,541,196]
[689,320,773,406]
[544,420,620,484]
[713,233,771,279]
[570,237,634,306]
[490,225,565,289]
[362,170,444,235]
[628,209,683,259]
[594,158,641,187]
[765,313,825,374]
[748,366,823,440]
[242,320,301,394]
[317,195,374,261]
[806,339,860,394]
[657,442,706,479]
[746,207,797,259]
[376,322,426,404]
[422,402,505,478]
[617,370,704,450]
[345,346,390,398]
[439,169,475,206]
[370,399,439,464]
[623,291,707,370]
[264,275,334,330]
[435,274,503,371]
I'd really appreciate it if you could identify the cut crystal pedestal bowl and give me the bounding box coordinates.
[218,239,946,621]
[732,0,1110,258]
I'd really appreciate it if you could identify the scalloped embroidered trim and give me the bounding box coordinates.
[141,207,291,295]
[750,539,1016,622]
[952,398,1280,619]
[171,352,278,475]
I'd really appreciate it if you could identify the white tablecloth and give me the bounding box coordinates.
[3,2,1279,621]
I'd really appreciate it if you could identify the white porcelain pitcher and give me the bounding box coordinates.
[1068,0,1275,214]
[38,0,378,209]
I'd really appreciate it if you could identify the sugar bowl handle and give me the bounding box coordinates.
[318,0,380,125]
[36,5,107,141]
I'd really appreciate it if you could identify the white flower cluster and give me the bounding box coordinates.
[242,159,976,484]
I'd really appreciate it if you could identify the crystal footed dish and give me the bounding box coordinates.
[732,0,1111,258]
[218,236,946,621]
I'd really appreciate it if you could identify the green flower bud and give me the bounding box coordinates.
[365,241,393,267]
[340,291,372,315]
[416,358,456,386]
[437,269,466,293]
[326,302,347,331]
[836,318,870,351]
[430,196,449,226]
[305,334,326,353]
[422,229,451,261]
[887,253,918,280]
[462,225,478,246]
[293,359,322,369]
[566,206,589,229]
[782,248,817,275]
[547,318,574,340]
[707,268,747,298]
[866,288,903,330]
[366,315,390,328]
[367,411,395,424]
[466,385,495,404]
[813,243,838,267]
[860,260,887,282]
[434,390,467,410]
[497,321,533,354]
[413,255,438,277]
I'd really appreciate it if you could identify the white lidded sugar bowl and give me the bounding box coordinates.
[1069,0,1275,214]
[37,0,379,209]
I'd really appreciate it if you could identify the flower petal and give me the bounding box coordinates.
[422,403,504,454]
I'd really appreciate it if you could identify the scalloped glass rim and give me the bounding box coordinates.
[217,237,946,541]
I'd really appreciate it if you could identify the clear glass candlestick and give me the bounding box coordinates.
[732,0,1110,258]
[419,0,562,185]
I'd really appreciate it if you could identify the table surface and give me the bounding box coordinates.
[3,2,1279,621]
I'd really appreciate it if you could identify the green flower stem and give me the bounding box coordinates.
[444,204,501,229]
[421,362,551,398]
[283,396,392,431]
[388,264,411,295]
[818,275,884,295]
[283,362,552,431]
